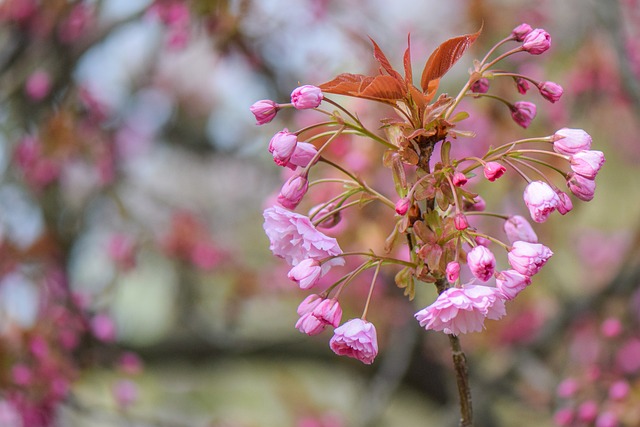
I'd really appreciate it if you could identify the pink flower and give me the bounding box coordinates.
[263,205,345,267]
[567,173,596,201]
[415,285,506,335]
[495,270,531,300]
[508,241,553,276]
[25,70,51,101]
[291,85,323,109]
[609,380,630,400]
[553,408,575,427]
[595,412,618,427]
[552,128,592,155]
[556,191,573,215]
[278,174,309,209]
[577,400,598,423]
[467,246,496,282]
[471,77,489,93]
[91,313,117,342]
[617,338,640,373]
[309,203,341,229]
[475,236,491,247]
[504,215,538,243]
[570,150,605,179]
[269,129,298,166]
[601,317,623,338]
[395,197,410,215]
[454,213,469,230]
[297,294,323,316]
[512,23,533,41]
[452,171,467,186]
[483,161,506,181]
[556,377,580,398]
[467,196,486,212]
[296,312,326,335]
[330,318,378,364]
[522,28,551,54]
[523,181,560,223]
[288,259,322,289]
[510,101,536,128]
[515,77,530,94]
[312,298,342,328]
[250,99,279,125]
[446,261,460,283]
[538,81,563,103]
[287,142,318,169]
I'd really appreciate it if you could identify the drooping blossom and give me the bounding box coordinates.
[329,318,378,364]
[552,128,592,155]
[508,241,553,276]
[278,174,309,209]
[567,173,596,201]
[510,101,536,128]
[483,161,506,181]
[296,312,326,336]
[291,85,323,109]
[312,298,342,328]
[467,246,496,282]
[523,181,560,223]
[263,205,344,268]
[446,261,460,283]
[495,270,531,300]
[538,81,563,103]
[268,129,298,166]
[512,23,533,41]
[297,294,323,316]
[287,142,318,169]
[452,171,467,186]
[515,77,530,94]
[288,259,322,289]
[570,150,605,179]
[415,285,506,335]
[471,77,489,93]
[522,28,551,54]
[250,99,279,125]
[555,191,573,215]
[504,215,538,243]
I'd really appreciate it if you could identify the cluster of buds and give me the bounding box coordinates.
[253,24,604,364]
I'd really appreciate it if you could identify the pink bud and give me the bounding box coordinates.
[452,171,467,187]
[446,261,460,283]
[504,215,538,243]
[288,259,322,289]
[278,174,309,209]
[25,70,51,101]
[577,400,598,423]
[567,173,596,201]
[91,313,117,342]
[555,191,573,215]
[523,181,560,223]
[467,196,486,212]
[250,99,279,125]
[395,197,411,215]
[570,150,605,179]
[512,23,533,42]
[508,241,553,276]
[510,101,536,128]
[475,236,491,247]
[553,408,574,427]
[609,380,630,400]
[454,213,468,230]
[291,85,323,109]
[467,246,496,282]
[595,412,618,427]
[471,77,489,93]
[483,161,506,181]
[495,270,531,300]
[522,28,551,55]
[538,81,563,103]
[552,128,592,155]
[297,294,323,316]
[309,203,341,229]
[295,312,326,335]
[601,317,623,338]
[269,129,298,166]
[287,142,318,169]
[556,377,580,398]
[515,77,530,94]
[311,298,342,328]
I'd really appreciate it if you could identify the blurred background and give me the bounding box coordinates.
[0,0,639,426]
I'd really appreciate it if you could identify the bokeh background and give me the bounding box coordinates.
[1,0,639,426]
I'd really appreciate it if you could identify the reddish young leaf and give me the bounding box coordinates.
[319,73,405,103]
[420,27,482,92]
[319,73,372,95]
[403,34,413,84]
[369,37,404,83]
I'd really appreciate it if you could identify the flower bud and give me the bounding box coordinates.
[515,77,530,95]
[467,246,496,282]
[309,203,341,229]
[567,173,596,201]
[570,150,605,179]
[287,142,318,169]
[465,196,486,212]
[555,191,573,215]
[475,236,491,247]
[278,174,309,209]
[471,77,489,93]
[288,259,322,289]
[577,400,598,423]
[483,161,506,181]
[312,298,342,327]
[508,241,553,276]
[495,269,531,300]
[446,261,460,283]
[523,181,560,223]
[296,312,326,335]
[538,81,563,103]
[510,101,536,128]
[395,197,411,216]
[25,70,51,101]
[452,171,467,187]
[297,293,323,316]
[504,215,538,243]
[512,23,533,42]
[291,85,323,109]
[454,213,469,230]
[522,28,551,54]
[552,128,592,155]
[269,129,298,166]
[250,99,279,125]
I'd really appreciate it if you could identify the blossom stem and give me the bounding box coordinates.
[480,46,524,72]
[478,36,514,67]
[330,251,417,268]
[302,126,346,176]
[482,136,553,158]
[361,261,382,320]
[312,199,368,226]
[464,211,510,220]
[501,158,531,183]
[466,231,510,251]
